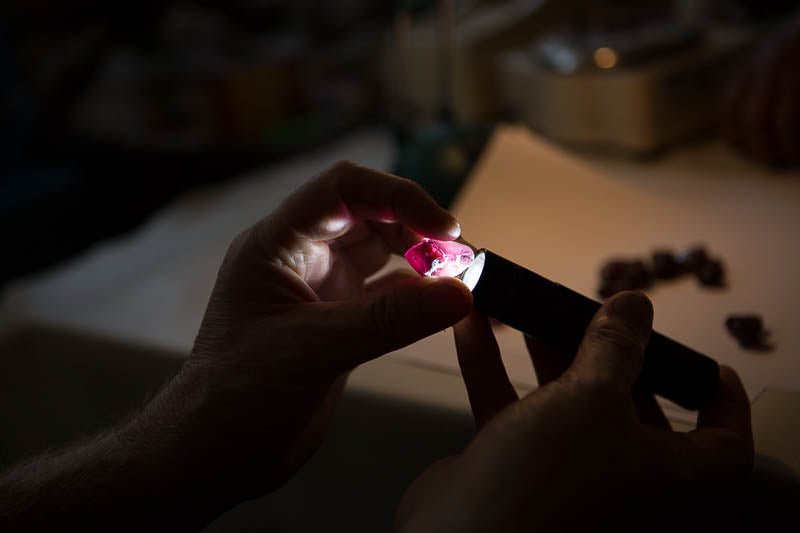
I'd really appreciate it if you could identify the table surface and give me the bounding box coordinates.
[391,126,800,408]
[2,125,799,470]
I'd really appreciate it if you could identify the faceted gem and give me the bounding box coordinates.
[404,239,475,278]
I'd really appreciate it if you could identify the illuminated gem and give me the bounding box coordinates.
[404,239,474,278]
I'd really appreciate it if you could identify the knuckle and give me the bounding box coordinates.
[327,159,357,177]
[588,320,644,358]
[219,227,253,271]
[229,227,253,254]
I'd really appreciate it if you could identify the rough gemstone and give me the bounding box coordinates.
[652,250,683,279]
[678,246,709,273]
[725,315,765,347]
[625,260,653,289]
[600,260,630,282]
[404,239,475,278]
[697,259,725,287]
[597,258,653,298]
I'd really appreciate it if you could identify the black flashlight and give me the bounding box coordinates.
[460,249,720,410]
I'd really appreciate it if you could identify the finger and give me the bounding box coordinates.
[264,161,460,247]
[332,219,416,260]
[308,276,473,370]
[454,310,518,428]
[525,333,667,430]
[566,291,653,396]
[661,366,753,482]
[368,220,428,258]
[524,334,571,386]
[364,269,417,292]
[331,226,393,279]
[696,365,752,440]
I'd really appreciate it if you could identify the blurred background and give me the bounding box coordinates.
[3,2,800,529]
[2,0,799,286]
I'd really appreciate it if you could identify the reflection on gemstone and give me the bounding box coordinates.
[404,238,475,278]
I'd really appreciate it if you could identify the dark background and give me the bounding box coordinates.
[1,0,796,287]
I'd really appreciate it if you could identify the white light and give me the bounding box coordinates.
[461,251,486,292]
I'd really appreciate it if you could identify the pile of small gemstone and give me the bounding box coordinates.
[598,245,724,299]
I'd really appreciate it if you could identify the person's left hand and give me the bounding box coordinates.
[129,161,473,513]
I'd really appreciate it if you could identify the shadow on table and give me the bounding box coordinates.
[3,324,797,531]
[0,324,475,531]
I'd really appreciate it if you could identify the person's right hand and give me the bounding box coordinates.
[396,291,754,532]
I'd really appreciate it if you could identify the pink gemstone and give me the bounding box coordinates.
[404,239,475,278]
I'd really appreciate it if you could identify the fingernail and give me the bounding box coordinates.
[446,221,462,239]
[609,291,653,335]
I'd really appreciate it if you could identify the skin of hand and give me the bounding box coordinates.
[148,161,474,502]
[396,291,754,532]
[723,13,800,166]
[0,162,473,530]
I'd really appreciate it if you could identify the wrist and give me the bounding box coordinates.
[0,372,231,532]
[115,368,240,525]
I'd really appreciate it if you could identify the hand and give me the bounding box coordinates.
[396,291,754,532]
[723,14,800,166]
[130,162,473,510]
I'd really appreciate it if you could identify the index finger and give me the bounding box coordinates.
[266,161,460,247]
[454,309,519,429]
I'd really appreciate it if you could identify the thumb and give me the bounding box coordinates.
[567,291,654,395]
[312,276,473,370]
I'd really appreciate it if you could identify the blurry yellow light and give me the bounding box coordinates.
[593,47,618,69]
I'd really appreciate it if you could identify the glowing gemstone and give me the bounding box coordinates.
[404,239,475,278]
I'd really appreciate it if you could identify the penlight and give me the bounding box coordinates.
[404,238,720,411]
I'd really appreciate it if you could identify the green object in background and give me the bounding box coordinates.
[393,121,490,209]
